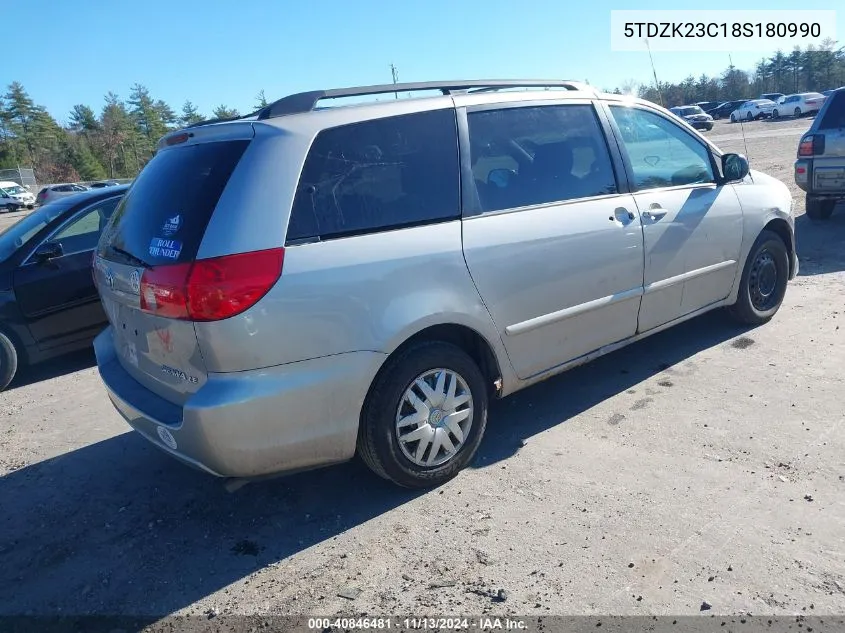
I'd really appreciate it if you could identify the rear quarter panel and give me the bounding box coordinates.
[193,221,515,388]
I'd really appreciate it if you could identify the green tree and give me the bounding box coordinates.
[255,90,269,109]
[212,105,240,119]
[128,83,167,159]
[180,100,204,126]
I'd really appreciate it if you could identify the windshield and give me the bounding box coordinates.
[0,201,70,262]
[1,185,26,196]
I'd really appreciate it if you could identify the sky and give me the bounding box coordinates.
[3,0,840,124]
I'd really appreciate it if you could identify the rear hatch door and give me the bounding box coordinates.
[95,131,252,405]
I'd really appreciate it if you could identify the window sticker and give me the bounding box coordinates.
[149,237,183,260]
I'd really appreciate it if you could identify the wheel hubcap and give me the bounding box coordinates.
[749,249,778,311]
[395,368,474,468]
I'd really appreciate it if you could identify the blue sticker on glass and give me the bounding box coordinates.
[149,237,183,260]
[162,214,181,236]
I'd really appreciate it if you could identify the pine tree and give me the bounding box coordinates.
[212,105,240,119]
[255,90,269,109]
[180,100,204,126]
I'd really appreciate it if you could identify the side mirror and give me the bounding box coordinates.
[721,153,750,182]
[488,168,515,189]
[34,241,63,263]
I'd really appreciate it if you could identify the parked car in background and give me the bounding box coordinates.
[0,186,128,390]
[0,182,36,211]
[695,101,721,113]
[92,80,797,488]
[773,93,826,119]
[730,99,776,122]
[795,88,845,220]
[88,181,121,189]
[669,105,714,131]
[707,100,748,119]
[760,93,784,103]
[35,183,89,206]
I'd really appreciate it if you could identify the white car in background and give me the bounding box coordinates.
[730,99,776,122]
[0,181,36,211]
[772,93,826,119]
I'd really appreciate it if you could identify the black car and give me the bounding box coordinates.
[707,100,749,119]
[88,180,121,188]
[0,185,129,390]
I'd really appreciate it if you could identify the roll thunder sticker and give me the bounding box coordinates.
[162,214,181,236]
[149,237,182,259]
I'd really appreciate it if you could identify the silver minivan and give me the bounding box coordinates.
[93,80,798,488]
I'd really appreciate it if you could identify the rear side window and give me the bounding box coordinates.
[287,109,459,242]
[467,104,618,212]
[98,140,249,265]
[819,91,845,129]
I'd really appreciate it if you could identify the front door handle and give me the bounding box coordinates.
[643,208,668,221]
[610,207,636,223]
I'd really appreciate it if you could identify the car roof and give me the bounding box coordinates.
[48,184,129,207]
[157,79,680,149]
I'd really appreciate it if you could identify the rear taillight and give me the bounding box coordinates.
[798,134,825,157]
[139,248,284,322]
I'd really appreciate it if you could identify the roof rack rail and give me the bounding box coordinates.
[256,80,592,120]
[183,110,259,129]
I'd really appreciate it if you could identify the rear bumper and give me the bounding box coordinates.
[794,158,845,195]
[94,327,386,478]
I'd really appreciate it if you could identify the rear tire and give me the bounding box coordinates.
[794,107,801,118]
[747,112,754,121]
[772,109,779,119]
[805,195,836,221]
[0,331,19,392]
[357,341,488,488]
[730,114,737,123]
[728,230,789,326]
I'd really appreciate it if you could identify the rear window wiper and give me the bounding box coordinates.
[109,246,151,269]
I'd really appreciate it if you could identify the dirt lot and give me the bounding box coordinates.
[1,117,844,621]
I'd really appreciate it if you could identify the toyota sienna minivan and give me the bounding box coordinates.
[93,80,797,488]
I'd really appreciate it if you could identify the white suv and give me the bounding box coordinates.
[0,181,35,211]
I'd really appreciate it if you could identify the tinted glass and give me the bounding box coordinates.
[0,201,70,262]
[51,197,120,255]
[467,105,618,212]
[609,106,714,190]
[98,140,249,265]
[288,109,459,241]
[819,90,845,129]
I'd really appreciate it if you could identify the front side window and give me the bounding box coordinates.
[467,104,618,213]
[288,109,460,241]
[609,106,714,191]
[49,197,121,256]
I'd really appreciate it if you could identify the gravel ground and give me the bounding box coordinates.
[1,117,844,620]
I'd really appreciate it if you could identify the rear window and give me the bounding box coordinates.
[98,140,249,265]
[287,109,459,242]
[818,91,845,129]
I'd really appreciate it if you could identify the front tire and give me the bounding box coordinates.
[0,331,19,392]
[4,203,17,213]
[772,109,779,119]
[357,341,488,488]
[806,195,836,221]
[747,112,754,121]
[728,230,789,325]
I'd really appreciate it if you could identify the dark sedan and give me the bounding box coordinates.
[0,185,129,390]
[707,100,749,119]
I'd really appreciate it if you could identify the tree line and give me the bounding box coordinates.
[1,41,843,184]
[633,40,844,107]
[0,83,266,184]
